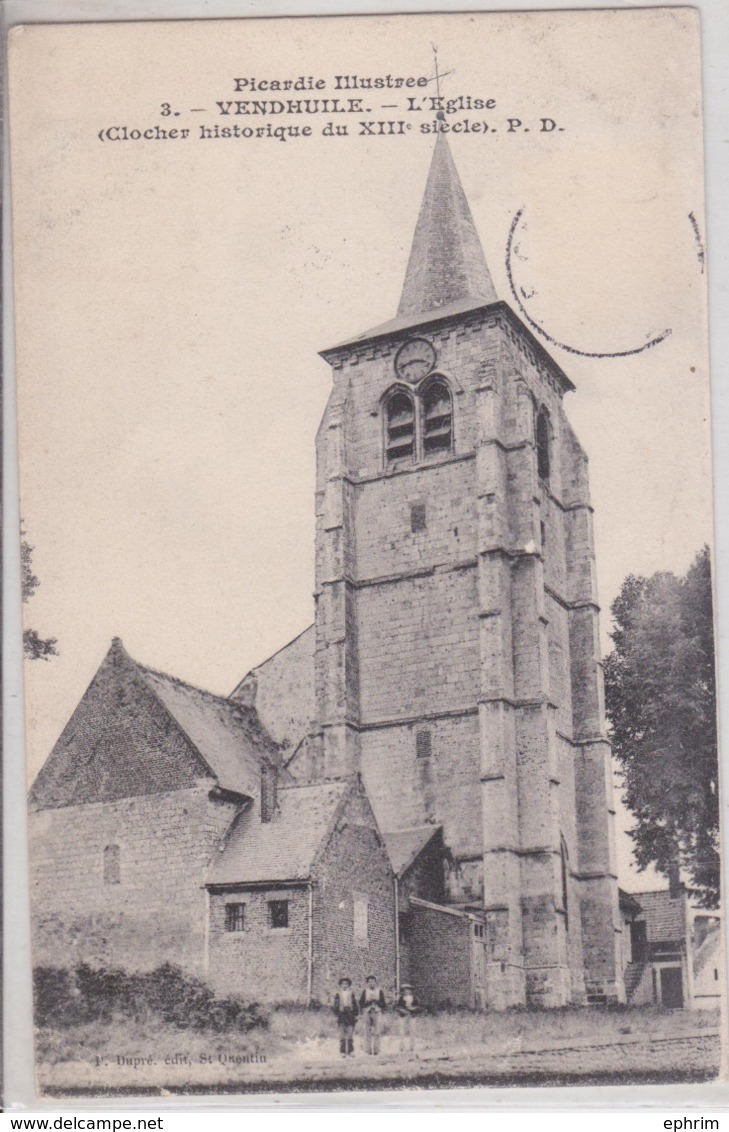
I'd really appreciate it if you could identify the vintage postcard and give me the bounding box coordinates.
[7,8,722,1099]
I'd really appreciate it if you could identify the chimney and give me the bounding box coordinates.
[668,862,682,899]
[261,762,278,824]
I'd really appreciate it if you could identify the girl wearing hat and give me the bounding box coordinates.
[333,977,359,1057]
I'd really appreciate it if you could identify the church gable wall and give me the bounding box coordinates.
[30,786,238,975]
[30,645,211,810]
[312,789,396,1004]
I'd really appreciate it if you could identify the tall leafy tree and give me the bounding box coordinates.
[21,524,58,661]
[604,547,719,906]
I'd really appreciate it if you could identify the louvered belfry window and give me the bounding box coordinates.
[386,390,415,464]
[422,380,453,455]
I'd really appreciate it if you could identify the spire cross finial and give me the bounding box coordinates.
[430,44,455,104]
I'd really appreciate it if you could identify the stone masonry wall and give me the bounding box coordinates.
[312,787,396,1003]
[316,303,621,1005]
[407,903,473,1007]
[208,886,310,1002]
[230,625,315,753]
[360,716,480,862]
[30,785,238,974]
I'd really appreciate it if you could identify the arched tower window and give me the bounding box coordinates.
[385,389,415,464]
[103,844,121,885]
[536,406,550,483]
[421,378,453,456]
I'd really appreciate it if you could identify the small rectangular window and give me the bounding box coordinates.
[268,899,289,929]
[410,503,426,532]
[225,903,246,932]
[416,730,432,759]
[354,893,369,946]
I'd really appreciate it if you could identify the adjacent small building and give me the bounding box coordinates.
[621,885,723,1009]
[206,776,396,1004]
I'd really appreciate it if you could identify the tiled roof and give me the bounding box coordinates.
[618,888,643,915]
[208,779,349,886]
[385,825,441,878]
[140,665,285,799]
[633,889,686,943]
[30,637,286,809]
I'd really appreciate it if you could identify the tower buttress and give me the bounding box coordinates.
[313,134,621,1007]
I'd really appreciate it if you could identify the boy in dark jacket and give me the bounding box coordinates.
[333,976,358,1057]
[359,975,387,1056]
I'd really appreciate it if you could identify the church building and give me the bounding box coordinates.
[29,134,623,1009]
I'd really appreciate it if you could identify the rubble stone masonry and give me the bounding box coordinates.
[313,303,622,1007]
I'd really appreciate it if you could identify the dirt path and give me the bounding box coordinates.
[40,1028,722,1097]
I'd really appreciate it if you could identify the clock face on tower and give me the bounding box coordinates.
[394,337,437,383]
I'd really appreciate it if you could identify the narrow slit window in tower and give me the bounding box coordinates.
[103,844,121,885]
[536,406,551,482]
[411,502,426,532]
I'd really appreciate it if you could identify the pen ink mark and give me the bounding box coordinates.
[505,207,672,360]
[688,212,705,273]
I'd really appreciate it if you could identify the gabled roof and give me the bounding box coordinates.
[140,663,287,798]
[30,638,284,809]
[633,888,687,943]
[207,778,350,886]
[385,825,442,879]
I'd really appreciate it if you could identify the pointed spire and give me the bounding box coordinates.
[398,132,497,319]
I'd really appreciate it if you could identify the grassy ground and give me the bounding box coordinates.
[36,1004,722,1095]
[268,1001,719,1050]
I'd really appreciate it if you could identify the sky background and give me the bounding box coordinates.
[8,10,712,890]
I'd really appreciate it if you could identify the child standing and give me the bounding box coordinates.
[359,974,387,1056]
[395,983,420,1057]
[333,976,358,1057]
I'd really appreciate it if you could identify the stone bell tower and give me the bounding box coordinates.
[313,134,622,1007]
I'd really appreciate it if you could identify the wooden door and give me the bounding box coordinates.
[660,966,684,1008]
